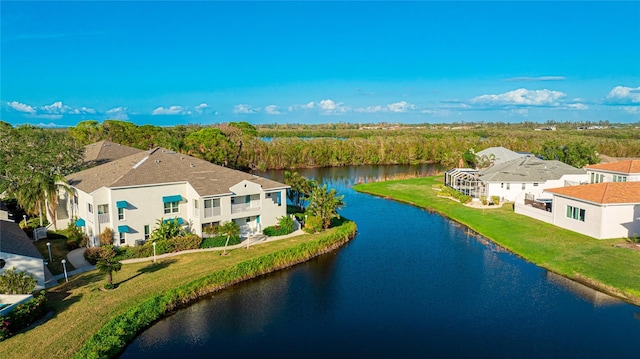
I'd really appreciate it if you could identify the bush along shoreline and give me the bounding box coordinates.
[75,220,357,359]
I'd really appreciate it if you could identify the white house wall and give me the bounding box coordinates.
[551,196,604,239]
[0,253,45,290]
[600,204,640,239]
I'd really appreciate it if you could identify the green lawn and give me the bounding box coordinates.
[354,176,640,305]
[0,223,355,359]
[33,232,76,274]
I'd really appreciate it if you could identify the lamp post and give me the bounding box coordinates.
[61,259,68,283]
[46,242,52,262]
[153,242,156,263]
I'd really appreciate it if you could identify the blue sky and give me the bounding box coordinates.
[1,1,639,127]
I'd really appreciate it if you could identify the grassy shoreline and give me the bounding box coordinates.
[0,220,357,359]
[354,176,640,306]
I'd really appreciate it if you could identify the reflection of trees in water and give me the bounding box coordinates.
[545,272,621,307]
[256,164,442,189]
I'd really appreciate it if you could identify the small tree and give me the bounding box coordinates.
[95,245,122,289]
[150,218,184,242]
[99,227,114,247]
[306,184,345,229]
[0,268,36,294]
[219,221,240,256]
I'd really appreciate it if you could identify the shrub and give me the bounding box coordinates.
[84,247,103,265]
[491,196,500,205]
[303,215,323,233]
[0,268,36,295]
[201,235,240,248]
[0,290,48,342]
[168,234,202,252]
[99,227,114,247]
[263,216,296,237]
[480,196,488,205]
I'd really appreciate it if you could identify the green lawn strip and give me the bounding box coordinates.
[0,221,356,359]
[33,232,76,274]
[354,176,640,304]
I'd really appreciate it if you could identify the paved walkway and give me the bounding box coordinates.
[45,230,307,284]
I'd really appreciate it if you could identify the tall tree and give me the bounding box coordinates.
[183,128,231,166]
[284,171,316,211]
[306,184,345,229]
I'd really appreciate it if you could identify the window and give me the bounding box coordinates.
[592,173,605,184]
[204,199,221,217]
[194,199,199,216]
[88,203,93,213]
[118,207,125,220]
[119,232,125,244]
[566,205,586,222]
[97,204,109,214]
[522,183,526,190]
[506,183,510,190]
[614,175,627,182]
[164,201,179,214]
[533,183,539,187]
[144,225,150,240]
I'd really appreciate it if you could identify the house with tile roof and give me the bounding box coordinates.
[0,218,45,290]
[584,160,640,184]
[542,182,640,239]
[56,146,289,247]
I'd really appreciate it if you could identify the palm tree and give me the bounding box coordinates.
[307,184,345,229]
[44,175,72,230]
[219,221,240,256]
[95,245,122,289]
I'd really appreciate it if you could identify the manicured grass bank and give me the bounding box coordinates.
[0,221,356,359]
[354,176,640,305]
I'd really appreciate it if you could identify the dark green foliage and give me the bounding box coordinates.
[150,218,184,242]
[0,291,48,342]
[74,221,356,359]
[303,215,324,233]
[306,184,345,229]
[95,245,122,287]
[0,268,36,294]
[538,140,600,168]
[201,235,241,248]
[263,216,295,236]
[168,234,202,252]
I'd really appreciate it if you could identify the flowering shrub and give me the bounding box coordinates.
[0,290,48,342]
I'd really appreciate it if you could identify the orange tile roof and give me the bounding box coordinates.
[546,182,640,204]
[584,160,640,174]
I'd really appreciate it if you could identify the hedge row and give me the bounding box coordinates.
[0,291,48,342]
[74,220,357,359]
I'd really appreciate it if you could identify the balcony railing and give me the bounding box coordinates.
[231,202,261,214]
[98,213,110,223]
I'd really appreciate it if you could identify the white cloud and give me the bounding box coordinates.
[318,99,350,114]
[288,101,315,112]
[606,86,640,105]
[40,101,95,114]
[566,103,589,110]
[152,105,191,115]
[106,107,129,120]
[6,101,36,113]
[623,106,639,114]
[354,105,386,113]
[503,76,566,82]
[194,103,209,114]
[471,88,566,106]
[387,101,416,113]
[233,104,260,114]
[264,105,281,115]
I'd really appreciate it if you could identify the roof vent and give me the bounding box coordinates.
[155,159,161,163]
[190,163,195,168]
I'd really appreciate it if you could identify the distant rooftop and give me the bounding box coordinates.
[584,160,640,175]
[475,146,526,166]
[479,155,585,182]
[84,140,144,165]
[0,219,44,259]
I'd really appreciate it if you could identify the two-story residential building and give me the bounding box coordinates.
[584,160,640,184]
[58,147,289,247]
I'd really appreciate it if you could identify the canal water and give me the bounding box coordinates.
[121,165,640,358]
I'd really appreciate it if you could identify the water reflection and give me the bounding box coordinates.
[545,272,622,307]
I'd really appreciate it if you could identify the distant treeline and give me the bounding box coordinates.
[62,120,640,170]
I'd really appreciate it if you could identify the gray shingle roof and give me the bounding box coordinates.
[479,155,585,182]
[84,140,144,165]
[0,220,44,259]
[67,147,288,196]
[475,147,526,166]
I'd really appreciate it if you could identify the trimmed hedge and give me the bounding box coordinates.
[74,220,357,359]
[201,235,241,248]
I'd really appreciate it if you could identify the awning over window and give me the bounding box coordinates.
[116,201,129,209]
[163,217,184,225]
[118,225,131,233]
[75,218,86,227]
[162,195,182,203]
